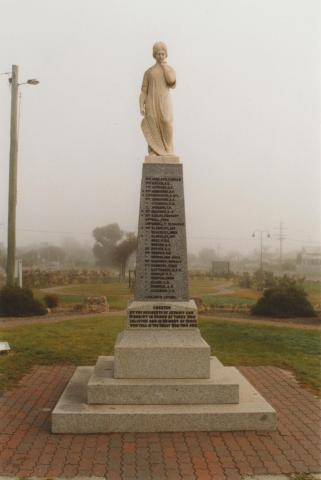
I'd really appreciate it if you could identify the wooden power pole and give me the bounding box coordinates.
[6,65,19,286]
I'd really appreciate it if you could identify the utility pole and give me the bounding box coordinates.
[6,65,19,286]
[4,65,39,286]
[252,230,271,289]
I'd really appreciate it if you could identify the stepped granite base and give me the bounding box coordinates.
[52,357,276,433]
[88,356,239,404]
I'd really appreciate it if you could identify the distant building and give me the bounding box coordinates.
[296,247,321,276]
[212,261,230,276]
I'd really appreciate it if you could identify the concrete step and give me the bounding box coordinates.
[52,363,276,433]
[87,356,239,405]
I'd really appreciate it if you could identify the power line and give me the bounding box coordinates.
[19,228,92,236]
[0,224,319,245]
[0,225,249,240]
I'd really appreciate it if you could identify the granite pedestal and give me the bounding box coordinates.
[52,155,276,433]
[114,328,210,379]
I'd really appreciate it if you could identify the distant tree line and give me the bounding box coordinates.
[0,224,137,282]
[14,239,94,269]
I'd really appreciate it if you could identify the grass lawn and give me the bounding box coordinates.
[225,288,261,301]
[199,317,320,394]
[0,315,320,395]
[191,277,320,307]
[0,315,125,393]
[54,294,85,304]
[189,277,233,296]
[202,295,255,306]
[190,277,256,306]
[32,277,320,312]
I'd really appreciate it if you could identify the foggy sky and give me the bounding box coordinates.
[0,0,320,255]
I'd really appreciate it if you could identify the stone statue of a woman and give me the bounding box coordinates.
[139,42,176,156]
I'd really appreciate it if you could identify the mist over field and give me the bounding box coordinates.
[0,0,320,258]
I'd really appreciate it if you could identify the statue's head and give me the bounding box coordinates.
[153,42,168,63]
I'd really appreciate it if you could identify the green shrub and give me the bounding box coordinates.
[0,286,47,317]
[251,284,315,318]
[44,294,59,308]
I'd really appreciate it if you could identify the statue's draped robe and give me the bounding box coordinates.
[141,64,176,156]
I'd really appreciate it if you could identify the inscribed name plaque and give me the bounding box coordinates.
[135,163,188,301]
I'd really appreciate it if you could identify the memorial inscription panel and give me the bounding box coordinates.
[135,163,189,302]
[128,303,197,328]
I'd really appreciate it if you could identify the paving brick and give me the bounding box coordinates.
[91,463,106,477]
[236,462,254,475]
[0,364,320,479]
[166,467,183,479]
[179,462,195,475]
[44,465,64,477]
[224,469,243,480]
[62,463,79,477]
[32,464,50,477]
[15,468,34,478]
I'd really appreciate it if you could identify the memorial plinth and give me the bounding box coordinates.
[52,155,276,433]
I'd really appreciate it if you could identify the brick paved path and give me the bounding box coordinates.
[0,365,320,479]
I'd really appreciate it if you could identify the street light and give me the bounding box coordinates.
[5,65,39,286]
[252,230,271,288]
[20,79,40,86]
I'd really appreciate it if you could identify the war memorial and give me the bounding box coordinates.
[52,42,276,433]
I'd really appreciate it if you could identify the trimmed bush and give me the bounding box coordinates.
[251,284,315,318]
[0,286,47,317]
[44,294,59,308]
